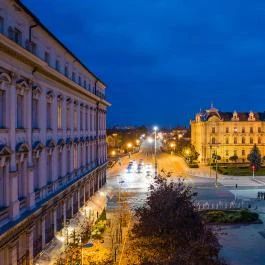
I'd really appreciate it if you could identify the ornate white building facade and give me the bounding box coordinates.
[0,0,110,264]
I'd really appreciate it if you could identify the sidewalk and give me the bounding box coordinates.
[34,191,107,265]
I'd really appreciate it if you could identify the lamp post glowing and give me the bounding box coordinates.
[154,126,158,177]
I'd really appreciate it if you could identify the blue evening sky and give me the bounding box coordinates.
[22,0,265,127]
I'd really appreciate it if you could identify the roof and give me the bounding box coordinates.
[16,0,107,88]
[199,108,265,122]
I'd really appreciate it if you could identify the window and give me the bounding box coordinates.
[17,94,24,128]
[225,138,229,144]
[84,80,87,88]
[72,72,76,82]
[234,127,238,133]
[80,108,83,130]
[14,28,22,45]
[0,90,5,128]
[44,51,50,65]
[225,127,229,133]
[258,127,262,133]
[85,110,88,130]
[64,66,69,77]
[74,145,78,170]
[242,150,245,156]
[55,60,60,71]
[31,41,37,55]
[32,98,38,128]
[250,127,253,133]
[234,150,237,156]
[234,137,237,144]
[0,166,6,207]
[74,109,77,129]
[47,102,52,129]
[33,158,39,190]
[17,162,25,198]
[250,137,253,144]
[0,16,4,34]
[242,137,245,144]
[258,137,261,144]
[212,137,215,144]
[57,100,62,129]
[78,76,81,85]
[67,105,70,130]
[225,150,229,156]
[212,127,215,133]
[58,151,62,177]
[47,155,52,183]
[242,127,245,133]
[67,149,71,173]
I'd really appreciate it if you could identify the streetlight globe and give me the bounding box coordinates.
[127,143,132,148]
[153,126,158,131]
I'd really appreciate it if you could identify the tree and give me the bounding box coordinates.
[125,175,228,265]
[229,155,238,163]
[247,144,262,169]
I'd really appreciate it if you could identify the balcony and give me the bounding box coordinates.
[0,207,9,223]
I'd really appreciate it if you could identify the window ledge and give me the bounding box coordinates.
[0,128,8,133]
[16,128,26,133]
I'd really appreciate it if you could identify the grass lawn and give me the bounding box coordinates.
[201,209,261,224]
[215,166,265,176]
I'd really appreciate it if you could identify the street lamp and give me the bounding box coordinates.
[153,126,158,177]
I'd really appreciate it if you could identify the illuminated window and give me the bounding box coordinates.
[234,127,237,133]
[242,127,245,133]
[57,99,62,129]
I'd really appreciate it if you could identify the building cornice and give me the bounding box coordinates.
[0,34,111,107]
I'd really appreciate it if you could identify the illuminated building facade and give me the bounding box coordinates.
[191,106,265,164]
[0,0,110,264]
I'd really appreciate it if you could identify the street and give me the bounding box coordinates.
[104,139,265,265]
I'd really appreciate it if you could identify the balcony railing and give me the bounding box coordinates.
[0,207,9,222]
